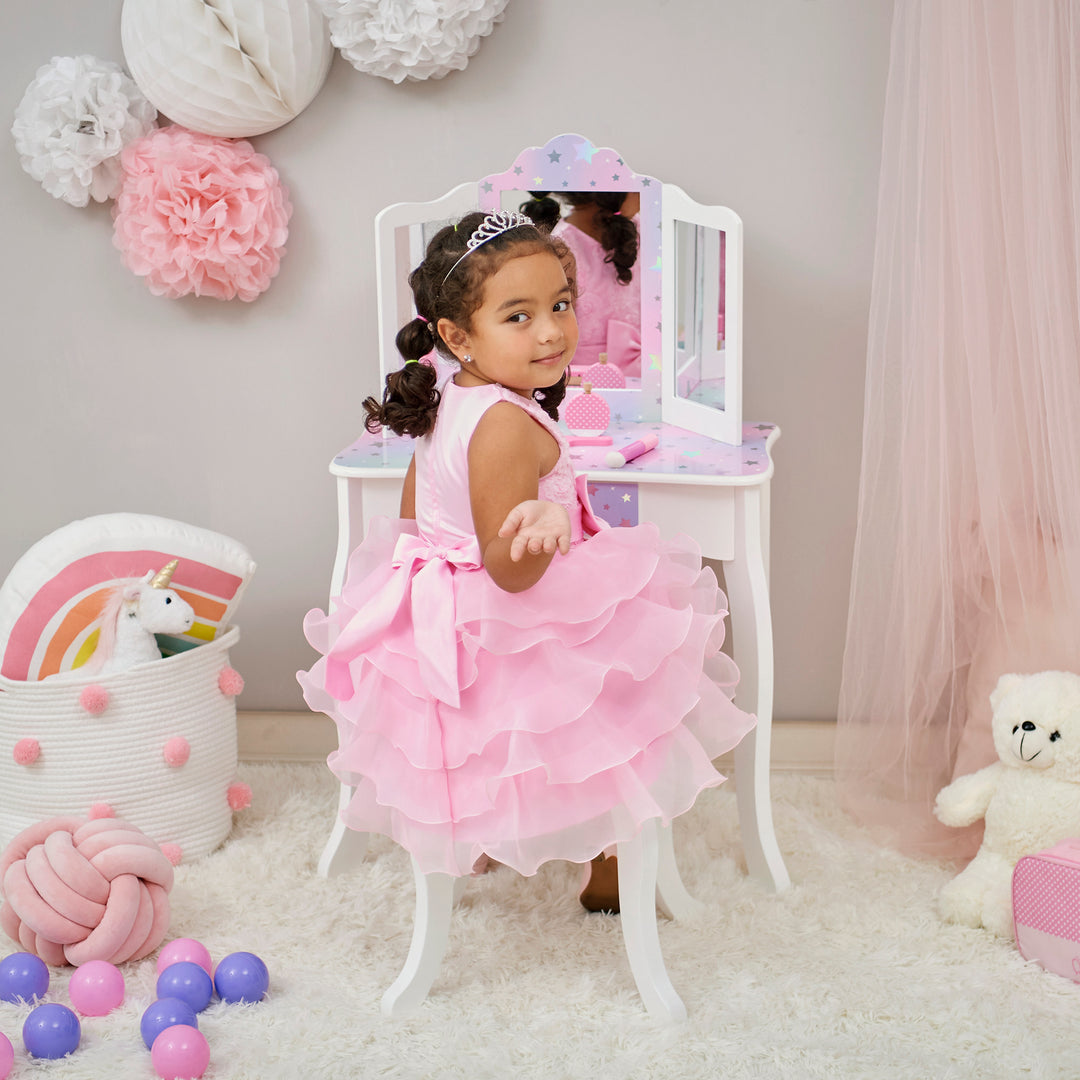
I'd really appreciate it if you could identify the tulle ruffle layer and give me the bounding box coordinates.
[299,517,754,877]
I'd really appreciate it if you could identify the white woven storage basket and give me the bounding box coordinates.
[0,626,241,862]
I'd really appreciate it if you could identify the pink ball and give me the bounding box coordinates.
[0,1032,12,1080]
[151,1025,210,1080]
[162,737,191,767]
[157,939,213,978]
[68,960,125,1016]
[79,684,110,715]
[13,738,39,766]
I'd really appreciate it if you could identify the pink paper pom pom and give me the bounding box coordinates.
[112,124,292,302]
[160,843,183,866]
[162,737,191,767]
[218,666,245,697]
[88,803,115,819]
[80,684,110,715]
[13,738,40,766]
[227,782,252,811]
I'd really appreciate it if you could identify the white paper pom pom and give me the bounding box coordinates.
[11,55,158,208]
[120,0,334,138]
[317,0,509,83]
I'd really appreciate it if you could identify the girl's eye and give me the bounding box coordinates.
[507,312,528,323]
[553,300,571,312]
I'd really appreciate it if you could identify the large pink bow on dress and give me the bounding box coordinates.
[324,531,483,708]
[605,317,641,373]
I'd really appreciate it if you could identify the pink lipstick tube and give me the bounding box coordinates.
[604,432,659,468]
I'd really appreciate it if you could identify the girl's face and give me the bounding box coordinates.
[444,251,578,396]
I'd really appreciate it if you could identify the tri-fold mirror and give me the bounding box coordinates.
[374,133,744,445]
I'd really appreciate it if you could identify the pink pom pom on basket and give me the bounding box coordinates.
[13,739,39,766]
[0,816,174,966]
[218,667,244,697]
[80,685,109,715]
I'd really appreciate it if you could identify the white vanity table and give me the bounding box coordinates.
[314,134,790,895]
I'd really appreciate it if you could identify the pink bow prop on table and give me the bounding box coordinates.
[604,317,641,373]
[325,533,483,709]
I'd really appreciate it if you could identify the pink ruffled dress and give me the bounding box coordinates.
[553,219,641,375]
[299,380,754,877]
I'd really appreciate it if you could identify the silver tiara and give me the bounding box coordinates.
[441,210,534,284]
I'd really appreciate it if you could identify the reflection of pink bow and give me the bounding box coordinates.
[575,475,609,537]
[605,318,641,373]
[325,532,482,708]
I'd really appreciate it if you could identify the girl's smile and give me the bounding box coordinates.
[442,251,579,396]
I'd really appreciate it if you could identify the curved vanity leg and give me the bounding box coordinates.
[617,819,687,1023]
[655,821,705,921]
[382,860,456,1017]
[317,783,370,878]
[725,483,791,893]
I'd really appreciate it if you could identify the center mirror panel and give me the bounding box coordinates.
[480,134,662,422]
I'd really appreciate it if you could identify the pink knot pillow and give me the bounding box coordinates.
[0,816,174,966]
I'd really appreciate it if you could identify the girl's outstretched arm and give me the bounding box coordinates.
[468,401,564,592]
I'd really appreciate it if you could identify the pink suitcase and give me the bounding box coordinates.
[1013,838,1080,981]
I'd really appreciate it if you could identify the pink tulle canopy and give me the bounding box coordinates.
[112,125,292,302]
[837,0,1080,860]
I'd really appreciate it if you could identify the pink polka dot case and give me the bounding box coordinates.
[1013,839,1080,980]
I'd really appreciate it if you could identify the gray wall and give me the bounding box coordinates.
[0,0,893,718]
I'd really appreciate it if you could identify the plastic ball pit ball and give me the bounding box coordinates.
[140,997,200,1051]
[157,937,213,977]
[0,951,49,1004]
[157,960,214,1013]
[22,1002,81,1059]
[0,1032,12,1080]
[213,951,269,1004]
[68,959,125,1016]
[151,1024,210,1080]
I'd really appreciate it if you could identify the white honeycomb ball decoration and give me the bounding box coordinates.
[120,0,334,138]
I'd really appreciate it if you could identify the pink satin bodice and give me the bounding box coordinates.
[414,380,599,553]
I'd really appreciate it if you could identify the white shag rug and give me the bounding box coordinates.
[1,763,1078,1080]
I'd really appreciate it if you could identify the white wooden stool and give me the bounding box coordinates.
[381,818,703,1022]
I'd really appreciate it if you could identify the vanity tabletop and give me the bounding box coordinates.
[332,419,779,487]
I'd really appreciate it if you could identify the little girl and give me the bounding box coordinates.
[298,209,753,906]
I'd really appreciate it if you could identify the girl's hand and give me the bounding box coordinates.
[497,500,572,562]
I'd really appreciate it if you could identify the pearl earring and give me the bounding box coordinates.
[462,354,472,363]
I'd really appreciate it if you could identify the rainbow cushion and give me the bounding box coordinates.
[0,514,255,681]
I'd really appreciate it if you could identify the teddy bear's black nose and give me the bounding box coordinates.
[1022,721,1036,731]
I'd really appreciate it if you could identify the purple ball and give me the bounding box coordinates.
[140,997,199,1051]
[0,951,49,1004]
[156,962,214,1014]
[213,952,269,1004]
[22,1003,81,1060]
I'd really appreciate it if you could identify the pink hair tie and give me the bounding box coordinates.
[416,315,429,323]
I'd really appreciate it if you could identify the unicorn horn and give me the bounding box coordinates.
[150,559,179,589]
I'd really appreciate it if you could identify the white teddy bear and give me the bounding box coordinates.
[934,670,1080,937]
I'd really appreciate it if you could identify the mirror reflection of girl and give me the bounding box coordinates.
[522,191,642,376]
[299,210,753,913]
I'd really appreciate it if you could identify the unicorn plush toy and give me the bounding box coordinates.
[82,560,195,675]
